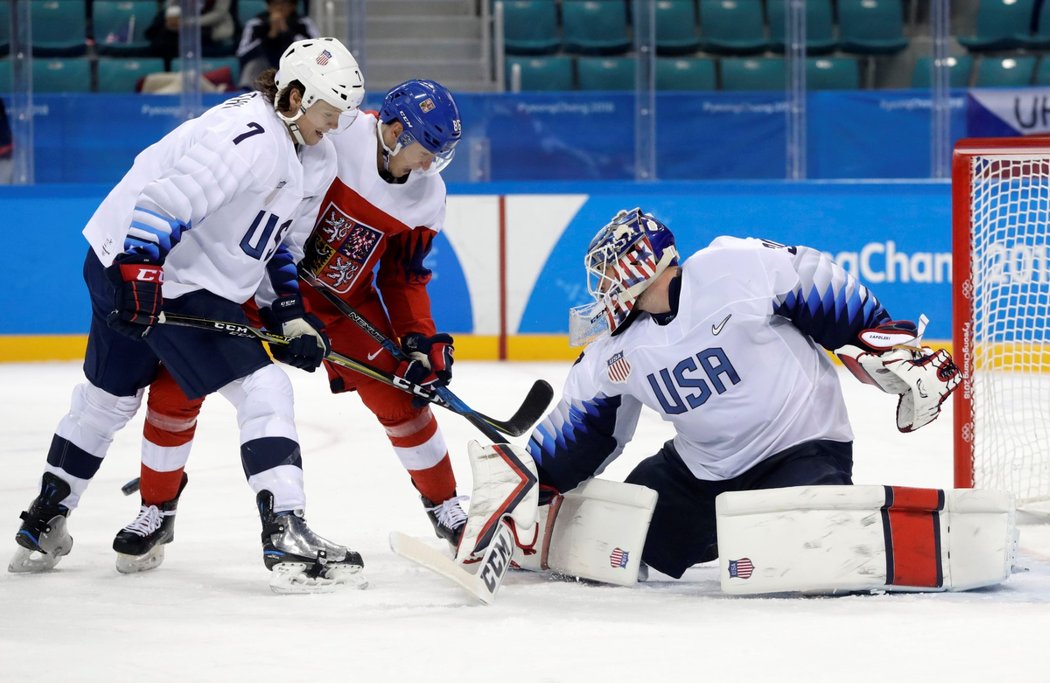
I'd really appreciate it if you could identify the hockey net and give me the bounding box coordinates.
[953,138,1050,507]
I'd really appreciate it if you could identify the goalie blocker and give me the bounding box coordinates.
[716,485,1017,595]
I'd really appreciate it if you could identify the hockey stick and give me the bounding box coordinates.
[157,312,549,440]
[298,268,553,439]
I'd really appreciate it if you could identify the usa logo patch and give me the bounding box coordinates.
[728,557,754,579]
[607,351,631,383]
[315,49,332,65]
[609,547,629,569]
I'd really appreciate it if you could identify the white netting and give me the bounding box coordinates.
[968,155,1050,502]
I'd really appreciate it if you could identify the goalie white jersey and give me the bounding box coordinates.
[82,91,337,304]
[528,236,891,488]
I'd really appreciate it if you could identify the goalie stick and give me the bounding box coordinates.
[298,268,553,439]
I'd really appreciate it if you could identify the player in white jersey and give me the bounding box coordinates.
[10,38,371,592]
[524,208,961,579]
[110,79,468,571]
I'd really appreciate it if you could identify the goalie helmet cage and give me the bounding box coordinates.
[953,137,1050,506]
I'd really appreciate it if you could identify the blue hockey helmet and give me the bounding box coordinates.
[378,79,462,174]
[583,208,679,336]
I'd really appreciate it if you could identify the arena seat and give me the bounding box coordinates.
[502,0,560,55]
[655,0,701,56]
[767,0,837,55]
[562,0,631,55]
[576,56,636,90]
[721,56,785,91]
[911,55,974,88]
[505,55,575,90]
[96,57,165,92]
[656,56,716,90]
[807,57,860,90]
[93,0,156,56]
[32,57,92,92]
[959,0,1037,52]
[838,0,908,55]
[698,0,768,55]
[973,54,1036,87]
[30,0,88,57]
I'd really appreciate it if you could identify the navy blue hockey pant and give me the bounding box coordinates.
[82,248,270,399]
[624,439,853,579]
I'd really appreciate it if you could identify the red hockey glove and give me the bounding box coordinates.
[105,254,164,339]
[397,332,455,390]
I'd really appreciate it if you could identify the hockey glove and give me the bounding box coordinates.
[262,295,331,372]
[397,332,455,391]
[105,253,164,339]
[837,318,961,432]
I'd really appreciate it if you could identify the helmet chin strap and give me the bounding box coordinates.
[376,121,405,172]
[277,105,308,146]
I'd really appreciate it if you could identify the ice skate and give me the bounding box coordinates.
[113,473,188,574]
[422,494,468,552]
[9,472,74,573]
[257,490,367,594]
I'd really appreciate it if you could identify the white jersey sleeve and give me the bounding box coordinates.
[526,349,644,493]
[84,93,328,304]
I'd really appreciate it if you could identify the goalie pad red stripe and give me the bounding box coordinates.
[882,486,944,588]
[469,444,538,557]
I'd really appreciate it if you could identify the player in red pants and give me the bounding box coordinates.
[113,80,467,572]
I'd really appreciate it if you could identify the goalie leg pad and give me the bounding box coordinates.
[456,442,538,563]
[715,485,1017,595]
[512,478,658,587]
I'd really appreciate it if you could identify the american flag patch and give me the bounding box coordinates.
[609,547,629,569]
[316,49,332,65]
[728,557,754,579]
[420,97,435,113]
[607,351,631,383]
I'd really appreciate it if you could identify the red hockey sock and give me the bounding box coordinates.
[408,454,457,504]
[140,464,185,506]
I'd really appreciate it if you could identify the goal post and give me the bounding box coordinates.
[953,137,1050,505]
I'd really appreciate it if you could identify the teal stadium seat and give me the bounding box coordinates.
[97,57,165,92]
[911,55,974,88]
[237,0,268,21]
[698,0,767,56]
[502,1,560,55]
[655,0,701,56]
[806,57,860,90]
[721,57,785,91]
[505,55,574,90]
[959,0,1036,52]
[656,57,716,90]
[30,0,88,56]
[767,0,837,55]
[0,59,9,91]
[562,0,631,55]
[576,56,635,90]
[1035,57,1050,86]
[93,1,156,56]
[32,58,91,92]
[838,0,908,55]
[1023,1,1050,49]
[974,55,1036,87]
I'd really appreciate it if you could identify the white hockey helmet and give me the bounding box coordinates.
[275,37,365,114]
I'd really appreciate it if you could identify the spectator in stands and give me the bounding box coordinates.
[0,98,11,184]
[146,0,237,69]
[236,0,319,89]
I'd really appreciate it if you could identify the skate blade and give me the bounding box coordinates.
[8,545,64,573]
[268,562,369,594]
[115,545,166,574]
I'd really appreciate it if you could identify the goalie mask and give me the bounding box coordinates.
[569,209,679,346]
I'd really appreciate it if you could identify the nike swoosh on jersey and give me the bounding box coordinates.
[712,314,732,335]
[367,348,382,361]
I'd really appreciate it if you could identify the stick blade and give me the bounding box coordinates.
[488,380,555,437]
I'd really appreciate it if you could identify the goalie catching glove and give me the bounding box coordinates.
[262,294,331,372]
[836,315,960,432]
